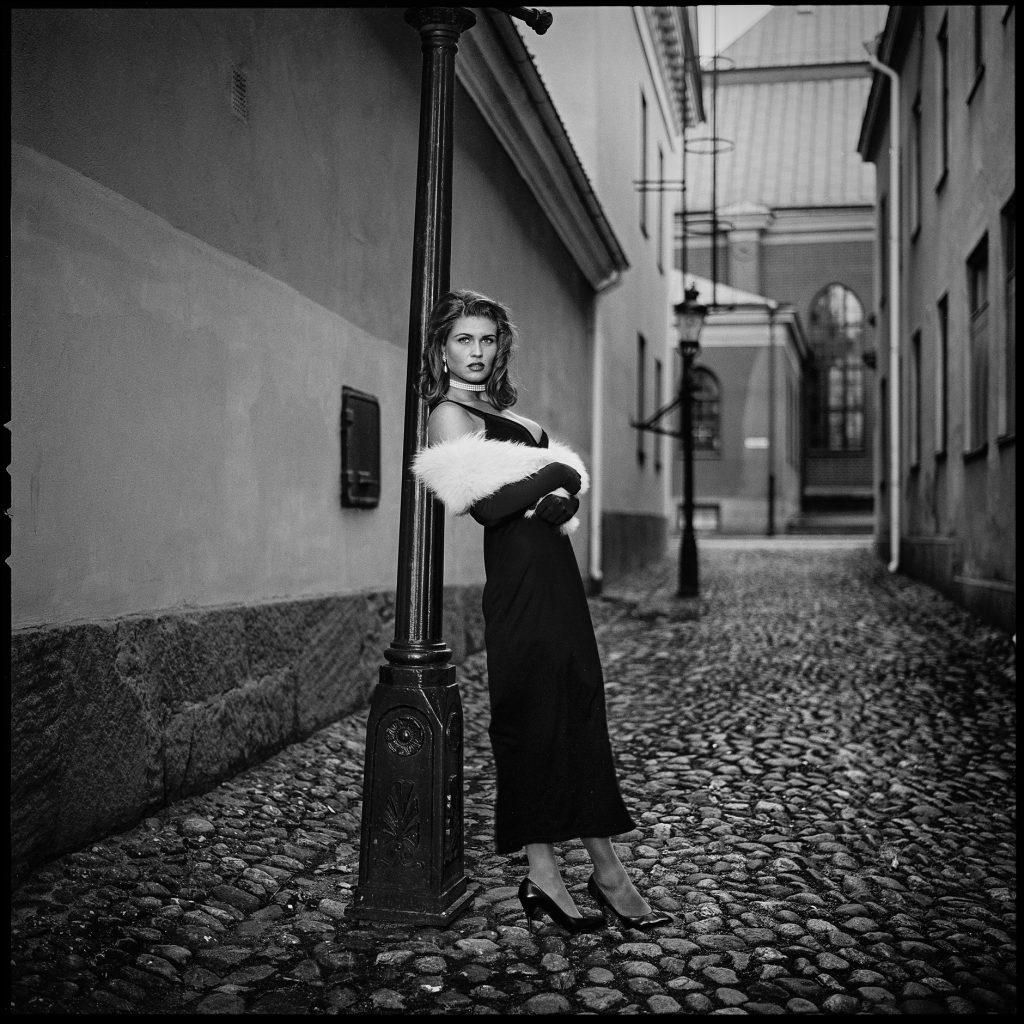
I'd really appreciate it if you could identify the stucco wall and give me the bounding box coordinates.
[10,8,596,878]
[12,144,410,627]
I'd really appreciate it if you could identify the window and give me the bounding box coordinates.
[786,375,800,468]
[636,333,647,465]
[966,235,990,452]
[230,65,249,123]
[967,6,986,102]
[879,194,888,305]
[909,329,922,468]
[909,95,922,238]
[639,91,648,236]
[973,5,984,78]
[1001,197,1015,437]
[937,17,950,185]
[673,348,682,441]
[657,145,665,273]
[879,377,888,492]
[936,293,949,455]
[808,284,867,451]
[691,368,721,455]
[654,358,664,471]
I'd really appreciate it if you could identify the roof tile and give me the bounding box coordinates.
[686,74,877,210]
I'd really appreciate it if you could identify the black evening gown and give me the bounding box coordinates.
[447,401,636,854]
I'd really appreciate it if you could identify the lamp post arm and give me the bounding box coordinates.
[631,393,684,433]
[487,6,553,33]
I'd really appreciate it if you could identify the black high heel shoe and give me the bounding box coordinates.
[587,873,673,931]
[518,877,605,934]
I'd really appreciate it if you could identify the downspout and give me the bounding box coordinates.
[865,47,901,573]
[588,269,624,593]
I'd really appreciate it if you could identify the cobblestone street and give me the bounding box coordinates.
[10,539,1017,1015]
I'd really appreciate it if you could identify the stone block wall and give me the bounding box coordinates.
[10,586,484,887]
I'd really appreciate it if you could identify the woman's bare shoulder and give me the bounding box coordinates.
[427,401,478,444]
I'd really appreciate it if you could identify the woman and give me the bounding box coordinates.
[413,289,671,934]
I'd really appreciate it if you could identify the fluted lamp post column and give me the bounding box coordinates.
[674,284,707,599]
[351,6,478,926]
[351,4,553,927]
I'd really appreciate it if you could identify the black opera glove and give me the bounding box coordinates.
[533,493,580,526]
[469,463,578,527]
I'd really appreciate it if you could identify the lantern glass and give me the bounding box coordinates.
[674,293,707,352]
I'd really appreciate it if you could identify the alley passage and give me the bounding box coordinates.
[10,543,1017,1014]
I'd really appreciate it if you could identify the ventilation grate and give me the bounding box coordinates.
[230,65,249,122]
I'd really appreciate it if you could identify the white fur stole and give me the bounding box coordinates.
[412,431,589,535]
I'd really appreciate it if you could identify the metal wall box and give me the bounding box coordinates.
[341,386,381,509]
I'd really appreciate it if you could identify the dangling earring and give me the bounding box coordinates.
[442,354,449,374]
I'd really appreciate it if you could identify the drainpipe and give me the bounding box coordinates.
[865,46,901,572]
[588,269,624,593]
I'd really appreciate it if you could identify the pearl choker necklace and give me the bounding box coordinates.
[448,378,487,392]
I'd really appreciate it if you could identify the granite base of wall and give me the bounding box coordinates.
[901,536,1015,635]
[900,536,957,599]
[600,512,669,588]
[951,577,1016,635]
[10,585,484,887]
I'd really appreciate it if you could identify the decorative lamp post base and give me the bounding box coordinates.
[350,663,476,925]
[677,524,699,599]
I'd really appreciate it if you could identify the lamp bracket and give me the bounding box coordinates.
[630,394,686,438]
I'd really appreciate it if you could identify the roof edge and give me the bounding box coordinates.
[857,6,919,161]
[456,11,629,289]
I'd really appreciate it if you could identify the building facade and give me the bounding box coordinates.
[526,6,703,582]
[10,9,696,881]
[858,5,1015,633]
[674,273,810,535]
[679,5,888,531]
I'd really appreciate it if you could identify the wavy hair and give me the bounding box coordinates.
[417,289,519,409]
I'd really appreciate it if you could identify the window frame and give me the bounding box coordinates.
[878,193,888,307]
[909,94,922,241]
[657,145,665,273]
[965,235,990,456]
[639,90,649,237]
[999,195,1016,440]
[690,366,722,459]
[935,293,949,458]
[654,357,664,471]
[966,4,986,105]
[636,333,647,466]
[807,283,868,453]
[936,16,950,190]
[909,329,922,470]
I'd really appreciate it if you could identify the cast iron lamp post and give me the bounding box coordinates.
[351,5,551,928]
[674,283,707,599]
[350,6,477,927]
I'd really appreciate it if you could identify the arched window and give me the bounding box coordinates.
[808,283,866,451]
[691,367,721,455]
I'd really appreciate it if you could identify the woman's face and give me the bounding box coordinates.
[444,315,498,387]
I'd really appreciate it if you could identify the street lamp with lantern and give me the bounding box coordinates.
[673,282,707,598]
